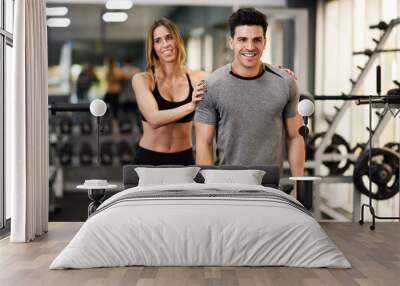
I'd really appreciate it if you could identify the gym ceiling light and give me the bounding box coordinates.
[47,18,71,28]
[105,0,133,10]
[102,12,128,23]
[46,7,69,16]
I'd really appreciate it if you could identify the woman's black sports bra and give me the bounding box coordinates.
[140,68,194,124]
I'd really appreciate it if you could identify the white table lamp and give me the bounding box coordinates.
[90,99,107,165]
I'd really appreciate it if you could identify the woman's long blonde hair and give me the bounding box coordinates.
[145,18,186,72]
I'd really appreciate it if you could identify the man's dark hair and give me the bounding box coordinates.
[229,8,268,37]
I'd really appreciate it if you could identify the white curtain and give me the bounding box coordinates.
[7,0,49,242]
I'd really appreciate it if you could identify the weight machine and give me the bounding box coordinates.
[355,68,400,230]
[314,18,400,169]
[307,18,400,228]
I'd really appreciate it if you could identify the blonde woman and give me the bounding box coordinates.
[132,18,207,165]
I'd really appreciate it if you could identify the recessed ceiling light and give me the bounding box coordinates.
[105,0,133,10]
[102,12,128,23]
[47,18,71,28]
[46,7,68,17]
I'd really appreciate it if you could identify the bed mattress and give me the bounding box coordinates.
[50,183,351,269]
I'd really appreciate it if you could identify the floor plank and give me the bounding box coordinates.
[0,222,399,286]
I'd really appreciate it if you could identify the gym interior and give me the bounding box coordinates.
[1,0,400,285]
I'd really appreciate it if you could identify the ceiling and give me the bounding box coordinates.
[46,0,288,42]
[46,0,286,7]
[47,4,178,42]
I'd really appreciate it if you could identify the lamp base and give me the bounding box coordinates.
[289,177,321,210]
[297,180,313,209]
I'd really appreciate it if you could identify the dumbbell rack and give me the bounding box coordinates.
[48,103,141,193]
[358,66,400,230]
[312,18,400,222]
[52,115,139,166]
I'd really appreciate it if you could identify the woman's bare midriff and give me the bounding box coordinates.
[139,121,193,153]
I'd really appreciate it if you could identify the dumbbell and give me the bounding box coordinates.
[58,142,73,165]
[80,116,93,135]
[100,116,113,135]
[59,115,72,135]
[117,140,133,164]
[49,118,57,134]
[118,114,133,134]
[100,142,114,165]
[79,142,93,166]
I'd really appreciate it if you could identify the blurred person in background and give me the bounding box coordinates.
[120,57,141,129]
[76,63,99,103]
[104,57,125,119]
[121,57,141,104]
[122,57,141,82]
[132,18,207,165]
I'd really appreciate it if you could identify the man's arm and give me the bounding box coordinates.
[195,122,216,165]
[285,114,305,177]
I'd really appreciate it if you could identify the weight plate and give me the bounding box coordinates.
[353,147,399,200]
[384,142,400,154]
[307,132,352,175]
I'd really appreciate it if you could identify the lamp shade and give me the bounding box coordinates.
[298,99,315,117]
[90,99,107,117]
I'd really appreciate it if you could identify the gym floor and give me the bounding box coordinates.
[0,222,399,286]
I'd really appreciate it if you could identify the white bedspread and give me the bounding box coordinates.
[50,183,351,269]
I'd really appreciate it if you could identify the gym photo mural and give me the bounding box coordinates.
[45,0,399,226]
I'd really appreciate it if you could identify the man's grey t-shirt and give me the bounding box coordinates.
[195,63,299,167]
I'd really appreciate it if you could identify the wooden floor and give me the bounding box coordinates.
[0,222,399,286]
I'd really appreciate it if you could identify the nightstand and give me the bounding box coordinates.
[77,180,117,217]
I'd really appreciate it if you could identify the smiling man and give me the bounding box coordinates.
[195,8,304,177]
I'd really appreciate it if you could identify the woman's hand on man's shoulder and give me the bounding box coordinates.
[189,70,209,82]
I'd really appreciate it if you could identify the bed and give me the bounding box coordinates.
[50,165,351,269]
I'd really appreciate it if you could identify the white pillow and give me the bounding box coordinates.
[200,169,266,185]
[135,167,200,186]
